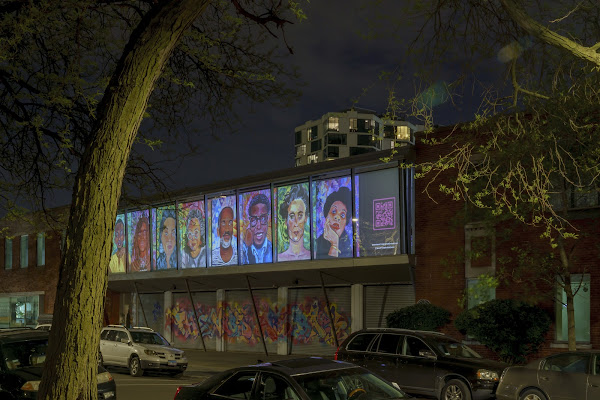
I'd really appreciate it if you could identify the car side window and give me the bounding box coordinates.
[100,330,111,340]
[404,336,431,357]
[346,333,377,351]
[115,331,129,343]
[256,373,300,400]
[104,330,118,341]
[543,354,590,374]
[213,372,257,399]
[377,334,403,354]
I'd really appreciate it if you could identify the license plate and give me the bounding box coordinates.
[168,360,177,366]
[103,391,115,399]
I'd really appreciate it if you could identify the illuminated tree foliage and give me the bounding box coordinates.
[0,1,302,399]
[374,0,600,351]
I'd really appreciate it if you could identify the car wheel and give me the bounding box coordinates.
[129,356,144,377]
[519,388,547,400]
[441,379,471,400]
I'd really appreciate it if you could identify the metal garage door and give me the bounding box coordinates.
[170,291,217,350]
[224,289,278,354]
[288,286,351,356]
[364,284,415,328]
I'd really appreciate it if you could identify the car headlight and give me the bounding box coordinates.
[98,371,114,384]
[477,369,499,381]
[21,380,40,392]
[144,349,158,356]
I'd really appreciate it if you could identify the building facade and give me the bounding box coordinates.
[293,108,420,166]
[1,124,598,359]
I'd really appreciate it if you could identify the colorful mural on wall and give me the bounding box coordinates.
[165,294,351,349]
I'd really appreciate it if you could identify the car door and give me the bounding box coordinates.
[100,329,117,364]
[362,333,404,387]
[396,335,437,396]
[256,372,301,400]
[339,332,379,367]
[113,331,132,366]
[586,353,600,400]
[538,353,589,400]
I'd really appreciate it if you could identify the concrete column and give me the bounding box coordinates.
[131,293,138,327]
[351,284,364,333]
[216,289,225,352]
[277,287,289,355]
[164,291,173,343]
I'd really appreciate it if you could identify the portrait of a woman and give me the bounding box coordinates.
[156,209,177,270]
[180,208,206,268]
[278,184,310,261]
[129,216,150,272]
[316,186,352,258]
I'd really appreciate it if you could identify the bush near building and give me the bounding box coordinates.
[454,299,551,364]
[386,302,450,332]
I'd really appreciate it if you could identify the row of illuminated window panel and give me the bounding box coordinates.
[2,234,45,270]
[295,122,412,146]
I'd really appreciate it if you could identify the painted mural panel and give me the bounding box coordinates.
[239,190,273,265]
[167,292,218,350]
[109,213,126,273]
[155,206,177,270]
[136,293,164,333]
[178,201,207,268]
[127,209,151,272]
[355,168,401,256]
[276,183,311,262]
[311,177,353,259]
[209,196,238,266]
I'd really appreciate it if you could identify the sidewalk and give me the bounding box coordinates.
[183,348,329,378]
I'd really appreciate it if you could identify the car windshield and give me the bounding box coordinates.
[433,338,482,359]
[130,331,170,346]
[1,339,48,371]
[294,367,409,400]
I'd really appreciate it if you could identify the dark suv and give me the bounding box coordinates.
[335,328,506,400]
[0,328,117,399]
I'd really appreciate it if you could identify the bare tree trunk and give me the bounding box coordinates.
[38,2,209,399]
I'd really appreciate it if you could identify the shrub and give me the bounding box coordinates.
[454,299,550,364]
[386,303,450,331]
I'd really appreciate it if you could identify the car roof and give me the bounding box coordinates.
[354,328,448,338]
[235,357,358,376]
[0,329,49,343]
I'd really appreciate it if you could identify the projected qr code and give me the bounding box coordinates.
[373,198,395,230]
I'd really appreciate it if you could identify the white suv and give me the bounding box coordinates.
[99,325,187,377]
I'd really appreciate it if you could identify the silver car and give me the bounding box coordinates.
[100,325,187,377]
[496,351,600,400]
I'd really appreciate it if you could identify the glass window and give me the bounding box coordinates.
[100,330,112,340]
[155,207,177,270]
[357,134,372,146]
[404,336,431,357]
[239,190,273,265]
[327,117,339,132]
[257,373,300,400]
[209,195,238,267]
[326,146,339,158]
[347,333,377,351]
[109,214,126,273]
[20,235,28,268]
[9,296,39,327]
[275,183,311,262]
[357,119,372,133]
[178,201,207,269]
[311,139,322,152]
[467,277,496,309]
[349,118,357,132]
[327,133,347,145]
[213,372,257,399]
[544,353,590,374]
[127,210,151,272]
[4,238,12,270]
[115,331,129,343]
[295,131,302,145]
[556,274,590,342]
[296,144,306,157]
[36,233,45,266]
[377,334,402,354]
[308,154,318,164]
[354,168,401,257]
[309,126,319,140]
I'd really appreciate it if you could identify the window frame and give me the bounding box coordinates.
[4,238,12,270]
[37,233,45,267]
[20,235,28,268]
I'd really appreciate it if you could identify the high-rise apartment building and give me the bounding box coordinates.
[294,108,421,166]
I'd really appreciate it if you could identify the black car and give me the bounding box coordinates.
[335,328,507,400]
[174,357,411,400]
[0,329,116,400]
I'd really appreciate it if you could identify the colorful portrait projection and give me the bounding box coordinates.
[354,168,400,256]
[311,177,353,259]
[276,183,310,262]
[239,190,272,265]
[178,200,206,268]
[209,196,238,267]
[127,209,151,272]
[109,213,126,273]
[155,206,177,270]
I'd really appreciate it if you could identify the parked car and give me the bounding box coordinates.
[335,328,507,400]
[496,351,600,400]
[34,324,52,331]
[99,325,187,377]
[0,328,116,399]
[174,357,411,400]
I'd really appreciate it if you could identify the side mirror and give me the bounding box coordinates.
[418,350,436,359]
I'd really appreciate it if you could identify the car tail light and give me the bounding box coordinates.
[174,387,181,399]
[334,347,339,360]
